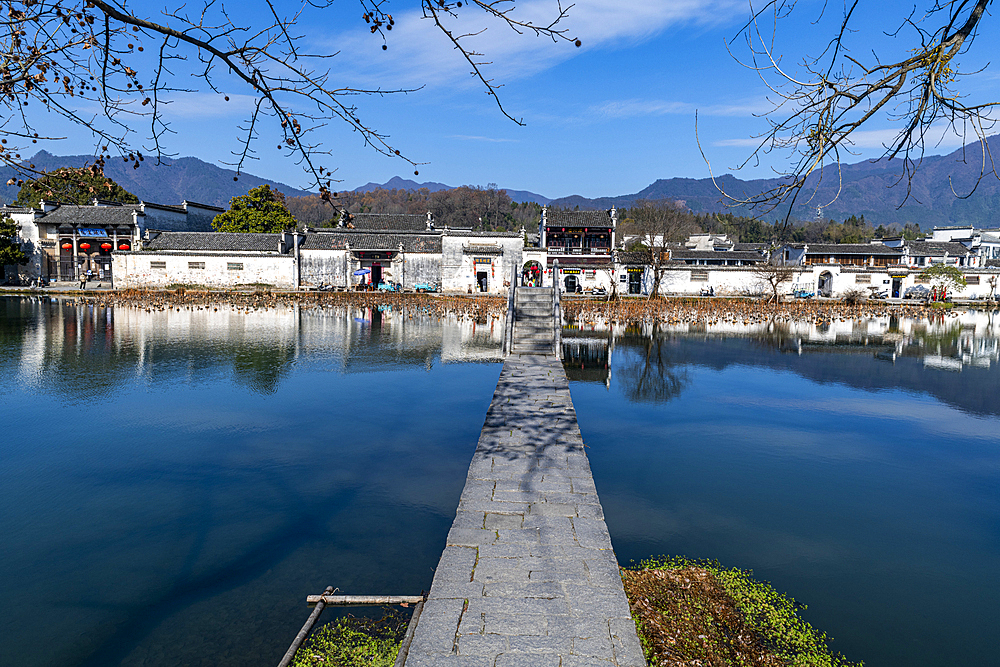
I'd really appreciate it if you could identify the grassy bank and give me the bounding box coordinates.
[622,557,862,667]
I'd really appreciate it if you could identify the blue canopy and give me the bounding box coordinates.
[353,269,370,276]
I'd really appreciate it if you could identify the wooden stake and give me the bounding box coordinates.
[305,594,425,606]
[277,586,334,667]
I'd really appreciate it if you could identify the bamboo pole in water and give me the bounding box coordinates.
[277,586,334,667]
[305,594,425,606]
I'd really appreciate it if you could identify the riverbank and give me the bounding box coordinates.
[4,286,994,326]
[562,295,987,327]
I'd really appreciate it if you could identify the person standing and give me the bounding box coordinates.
[79,269,86,290]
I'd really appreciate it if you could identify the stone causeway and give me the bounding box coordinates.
[403,353,644,667]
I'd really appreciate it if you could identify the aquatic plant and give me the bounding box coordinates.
[290,608,409,667]
[623,556,862,667]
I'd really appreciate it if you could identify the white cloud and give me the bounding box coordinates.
[318,0,744,90]
[590,97,772,120]
[158,93,260,118]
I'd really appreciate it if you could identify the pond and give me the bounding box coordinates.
[1,296,998,667]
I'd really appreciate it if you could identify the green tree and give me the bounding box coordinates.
[918,264,967,299]
[0,217,29,267]
[212,185,296,233]
[14,167,138,209]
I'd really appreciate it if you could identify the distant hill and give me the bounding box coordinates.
[352,176,551,205]
[549,136,1000,228]
[0,151,312,208]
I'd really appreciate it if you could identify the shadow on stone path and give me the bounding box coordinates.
[403,353,644,667]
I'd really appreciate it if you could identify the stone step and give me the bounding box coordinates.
[512,344,555,354]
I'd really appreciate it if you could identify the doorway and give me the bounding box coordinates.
[477,271,489,292]
[818,271,833,297]
[371,263,383,287]
[892,277,902,299]
[628,270,642,294]
[564,274,578,293]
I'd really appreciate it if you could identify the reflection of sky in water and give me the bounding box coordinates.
[3,297,999,667]
[0,297,502,667]
[572,336,1000,667]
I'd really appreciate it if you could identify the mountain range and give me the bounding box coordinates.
[545,136,1000,228]
[351,176,551,205]
[5,137,1000,228]
[0,151,313,208]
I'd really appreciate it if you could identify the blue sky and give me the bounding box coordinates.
[38,1,1000,199]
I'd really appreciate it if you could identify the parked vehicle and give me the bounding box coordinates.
[414,281,438,293]
[792,288,815,299]
[591,286,607,297]
[377,281,401,292]
[699,286,715,297]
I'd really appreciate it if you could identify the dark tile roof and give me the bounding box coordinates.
[145,231,280,252]
[38,204,141,226]
[804,243,903,255]
[733,242,766,252]
[341,212,429,231]
[906,241,974,256]
[544,209,614,227]
[182,200,225,212]
[304,230,442,253]
[0,206,35,213]
[615,250,652,264]
[445,230,522,238]
[671,249,766,261]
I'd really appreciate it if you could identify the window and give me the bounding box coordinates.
[227,262,244,271]
[966,275,980,285]
[855,274,871,284]
[691,270,709,282]
[150,261,166,269]
[188,261,205,270]
[585,270,596,279]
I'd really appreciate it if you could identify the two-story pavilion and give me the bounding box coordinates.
[539,207,617,292]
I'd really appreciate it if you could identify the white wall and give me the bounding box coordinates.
[113,253,295,289]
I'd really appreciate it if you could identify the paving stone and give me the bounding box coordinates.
[404,354,641,667]
[484,513,524,529]
[495,652,561,667]
[457,633,510,656]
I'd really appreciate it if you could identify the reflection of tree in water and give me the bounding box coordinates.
[229,343,295,395]
[616,325,689,403]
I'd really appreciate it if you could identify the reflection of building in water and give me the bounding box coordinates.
[9,298,504,395]
[561,330,612,386]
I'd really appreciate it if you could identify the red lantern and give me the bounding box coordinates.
[118,243,130,250]
[79,242,91,250]
[61,242,72,250]
[100,243,113,251]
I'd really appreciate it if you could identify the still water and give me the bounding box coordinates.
[1,296,998,667]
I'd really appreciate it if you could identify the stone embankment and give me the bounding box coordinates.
[403,354,644,667]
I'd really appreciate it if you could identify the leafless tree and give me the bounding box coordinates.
[702,0,996,234]
[751,260,795,303]
[624,199,699,298]
[1,0,579,200]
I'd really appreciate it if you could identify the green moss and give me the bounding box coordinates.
[291,608,409,667]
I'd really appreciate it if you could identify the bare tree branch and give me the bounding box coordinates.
[703,0,998,235]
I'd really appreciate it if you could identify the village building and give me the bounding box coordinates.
[4,199,223,284]
[111,212,524,293]
[539,208,616,293]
